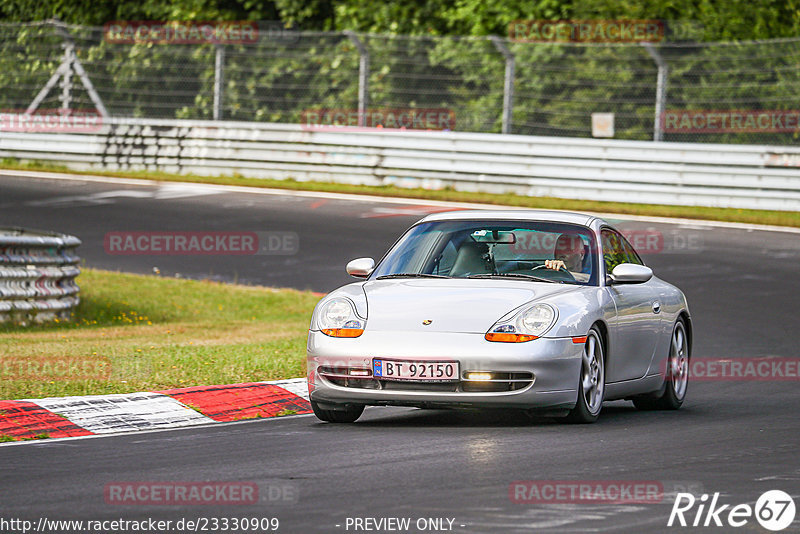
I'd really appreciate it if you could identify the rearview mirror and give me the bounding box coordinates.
[346,257,375,278]
[608,263,653,284]
[471,230,516,244]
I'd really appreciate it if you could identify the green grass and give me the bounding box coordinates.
[0,268,320,400]
[0,433,51,443]
[2,158,798,228]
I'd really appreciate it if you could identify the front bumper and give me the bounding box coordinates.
[307,330,582,411]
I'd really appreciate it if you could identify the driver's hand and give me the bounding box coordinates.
[544,259,566,271]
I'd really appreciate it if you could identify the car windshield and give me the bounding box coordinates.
[371,220,598,285]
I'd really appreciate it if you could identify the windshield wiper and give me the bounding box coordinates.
[376,273,451,279]
[467,273,561,283]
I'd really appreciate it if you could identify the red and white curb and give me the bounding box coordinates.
[0,378,310,442]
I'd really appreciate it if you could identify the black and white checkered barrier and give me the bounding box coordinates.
[0,228,81,324]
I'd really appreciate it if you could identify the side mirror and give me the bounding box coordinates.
[346,257,375,278]
[607,263,653,284]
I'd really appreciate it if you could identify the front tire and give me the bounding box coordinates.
[566,327,605,423]
[633,318,689,411]
[311,401,364,423]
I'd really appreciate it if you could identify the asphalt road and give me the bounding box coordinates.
[1,171,799,533]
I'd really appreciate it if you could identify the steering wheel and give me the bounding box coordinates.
[531,263,576,281]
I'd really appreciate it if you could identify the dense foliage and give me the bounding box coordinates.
[0,1,797,145]
[1,0,799,41]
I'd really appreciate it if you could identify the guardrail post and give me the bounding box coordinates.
[489,36,515,135]
[642,42,668,142]
[213,44,225,120]
[344,31,369,127]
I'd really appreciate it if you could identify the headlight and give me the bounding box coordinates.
[485,304,557,343]
[317,297,365,337]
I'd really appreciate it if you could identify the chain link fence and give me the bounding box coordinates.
[0,20,798,145]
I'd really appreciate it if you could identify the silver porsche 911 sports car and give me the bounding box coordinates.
[307,210,691,423]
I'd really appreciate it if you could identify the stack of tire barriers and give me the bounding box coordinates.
[0,228,81,324]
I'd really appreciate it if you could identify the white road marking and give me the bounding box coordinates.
[152,183,227,199]
[21,182,223,207]
[25,190,153,207]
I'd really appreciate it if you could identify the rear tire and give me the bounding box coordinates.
[566,327,605,423]
[310,401,364,423]
[633,318,689,411]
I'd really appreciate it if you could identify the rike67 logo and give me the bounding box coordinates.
[669,490,796,531]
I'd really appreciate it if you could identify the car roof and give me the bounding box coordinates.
[417,209,599,227]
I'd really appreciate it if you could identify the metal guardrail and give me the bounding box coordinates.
[0,228,81,324]
[1,117,800,211]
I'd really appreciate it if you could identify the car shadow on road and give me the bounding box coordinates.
[322,401,707,428]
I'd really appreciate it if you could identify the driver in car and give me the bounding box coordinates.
[544,234,589,282]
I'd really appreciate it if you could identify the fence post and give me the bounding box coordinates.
[642,42,668,142]
[59,43,74,112]
[213,44,225,120]
[489,36,515,135]
[344,31,369,127]
[26,19,109,117]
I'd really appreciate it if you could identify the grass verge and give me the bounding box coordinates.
[1,159,798,228]
[0,268,320,400]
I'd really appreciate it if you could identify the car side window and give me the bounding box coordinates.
[601,229,627,274]
[602,228,644,275]
[620,235,644,266]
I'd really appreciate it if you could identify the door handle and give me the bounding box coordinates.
[652,301,661,314]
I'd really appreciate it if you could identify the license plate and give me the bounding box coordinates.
[372,359,459,382]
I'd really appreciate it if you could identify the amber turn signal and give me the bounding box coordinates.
[321,328,364,338]
[485,332,537,343]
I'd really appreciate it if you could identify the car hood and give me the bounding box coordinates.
[363,279,578,334]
